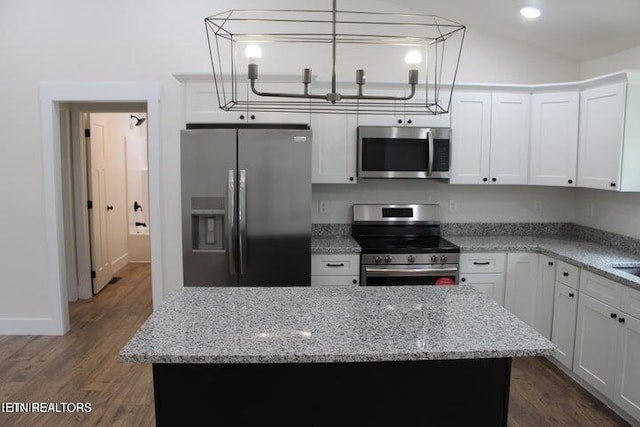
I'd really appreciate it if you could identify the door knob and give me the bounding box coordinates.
[107,205,114,211]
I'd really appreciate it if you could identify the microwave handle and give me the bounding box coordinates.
[427,129,434,176]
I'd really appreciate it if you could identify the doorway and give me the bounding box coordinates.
[83,112,151,295]
[39,82,162,335]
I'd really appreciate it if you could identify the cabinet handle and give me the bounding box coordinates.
[473,262,491,266]
[491,177,497,182]
[619,317,626,324]
[568,179,573,184]
[611,313,617,319]
[326,263,345,267]
[611,182,616,188]
[250,115,256,120]
[568,292,575,298]
[407,119,412,124]
[460,277,466,282]
[352,279,358,284]
[240,114,245,120]
[106,205,114,211]
[548,261,554,266]
[482,177,488,182]
[349,177,354,182]
[563,272,569,277]
[397,119,403,124]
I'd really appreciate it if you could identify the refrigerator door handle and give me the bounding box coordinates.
[227,169,236,275]
[239,170,247,275]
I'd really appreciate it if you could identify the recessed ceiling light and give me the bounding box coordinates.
[520,7,541,19]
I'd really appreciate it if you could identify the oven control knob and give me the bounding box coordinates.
[430,255,438,263]
[408,255,415,263]
[440,255,447,263]
[374,256,382,264]
[384,256,392,264]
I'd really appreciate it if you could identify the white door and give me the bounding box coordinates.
[87,115,113,293]
[614,313,640,420]
[551,282,578,369]
[529,92,579,187]
[573,293,619,398]
[449,91,492,184]
[489,92,531,185]
[504,252,538,327]
[311,113,357,184]
[577,82,626,190]
[461,273,505,306]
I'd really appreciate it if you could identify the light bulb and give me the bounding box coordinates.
[404,50,422,68]
[520,7,541,19]
[245,44,263,62]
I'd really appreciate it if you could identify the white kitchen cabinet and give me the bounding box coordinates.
[404,88,451,128]
[184,80,310,125]
[504,252,539,327]
[574,292,620,398]
[459,252,506,305]
[450,91,530,185]
[529,91,579,187]
[489,92,531,185]
[311,254,360,287]
[356,87,405,126]
[535,255,557,339]
[551,281,579,369]
[573,271,640,421]
[577,80,640,191]
[311,113,357,184]
[449,91,492,184]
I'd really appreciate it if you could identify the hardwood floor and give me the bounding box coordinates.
[0,265,632,426]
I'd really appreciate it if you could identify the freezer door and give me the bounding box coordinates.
[237,129,312,286]
[181,129,237,286]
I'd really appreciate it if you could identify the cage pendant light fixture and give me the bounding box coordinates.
[204,0,465,115]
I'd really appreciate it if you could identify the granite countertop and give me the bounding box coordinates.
[311,236,361,254]
[447,235,640,291]
[119,285,554,364]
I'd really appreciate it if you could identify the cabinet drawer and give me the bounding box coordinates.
[621,284,640,318]
[580,270,622,308]
[460,252,506,273]
[555,260,580,289]
[311,254,360,276]
[311,275,359,287]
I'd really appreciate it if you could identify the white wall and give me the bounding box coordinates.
[0,0,581,327]
[313,182,577,224]
[580,45,640,79]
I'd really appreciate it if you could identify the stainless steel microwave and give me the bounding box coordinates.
[357,126,451,179]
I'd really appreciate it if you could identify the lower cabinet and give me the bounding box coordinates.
[573,272,640,420]
[459,252,506,305]
[505,252,539,328]
[535,255,556,339]
[551,281,578,369]
[311,254,360,287]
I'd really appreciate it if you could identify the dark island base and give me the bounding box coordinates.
[153,357,512,427]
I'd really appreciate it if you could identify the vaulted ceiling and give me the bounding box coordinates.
[386,0,640,61]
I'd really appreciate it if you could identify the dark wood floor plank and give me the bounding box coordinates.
[0,263,633,426]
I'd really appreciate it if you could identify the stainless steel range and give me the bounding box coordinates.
[352,204,460,286]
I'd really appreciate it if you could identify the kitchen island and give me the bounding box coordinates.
[120,285,554,426]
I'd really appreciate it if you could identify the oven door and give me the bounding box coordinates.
[360,264,458,286]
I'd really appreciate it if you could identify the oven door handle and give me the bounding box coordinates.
[427,129,434,177]
[364,267,458,276]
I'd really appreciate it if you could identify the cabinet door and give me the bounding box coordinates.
[577,82,626,190]
[311,275,359,287]
[311,114,357,184]
[405,88,451,128]
[185,81,248,124]
[504,252,538,327]
[529,92,579,187]
[449,91,492,184]
[551,282,578,369]
[535,255,556,339]
[574,293,619,398]
[489,93,531,185]
[356,87,404,126]
[460,273,505,306]
[246,82,311,124]
[614,314,640,420]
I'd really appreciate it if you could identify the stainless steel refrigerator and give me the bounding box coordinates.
[181,126,311,286]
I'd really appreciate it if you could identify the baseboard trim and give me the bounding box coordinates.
[0,317,63,335]
[111,253,129,274]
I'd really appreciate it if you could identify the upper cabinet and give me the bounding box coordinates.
[184,80,310,125]
[450,90,530,185]
[577,80,640,191]
[529,91,579,187]
[311,113,357,184]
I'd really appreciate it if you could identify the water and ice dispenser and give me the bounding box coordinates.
[190,197,225,251]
